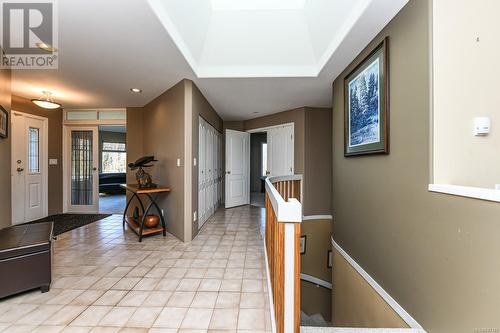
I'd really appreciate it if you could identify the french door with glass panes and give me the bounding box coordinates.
[65,126,99,213]
[11,112,48,224]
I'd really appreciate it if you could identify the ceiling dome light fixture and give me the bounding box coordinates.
[36,42,57,53]
[31,91,62,109]
[130,88,143,93]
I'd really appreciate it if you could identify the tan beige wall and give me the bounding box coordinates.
[332,1,500,332]
[189,80,223,239]
[304,107,332,215]
[0,67,11,228]
[301,280,332,322]
[140,80,186,241]
[11,95,63,215]
[433,0,500,188]
[125,107,144,217]
[300,218,333,321]
[125,107,144,185]
[127,80,222,242]
[301,219,332,281]
[332,251,408,328]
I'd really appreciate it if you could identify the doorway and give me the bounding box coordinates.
[225,123,294,209]
[98,125,127,214]
[11,111,48,224]
[62,109,127,214]
[250,132,267,207]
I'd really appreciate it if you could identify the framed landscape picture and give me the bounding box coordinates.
[344,37,389,156]
[0,106,7,139]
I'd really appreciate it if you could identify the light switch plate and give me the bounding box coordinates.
[193,158,197,166]
[177,158,181,167]
[193,211,197,222]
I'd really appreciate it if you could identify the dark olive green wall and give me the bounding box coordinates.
[332,1,500,332]
[0,67,11,228]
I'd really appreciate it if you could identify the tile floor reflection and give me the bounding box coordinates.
[0,206,272,333]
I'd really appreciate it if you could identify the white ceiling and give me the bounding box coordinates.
[11,0,408,121]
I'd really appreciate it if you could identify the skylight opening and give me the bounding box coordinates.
[210,0,306,11]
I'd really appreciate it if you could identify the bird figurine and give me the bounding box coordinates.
[128,155,158,188]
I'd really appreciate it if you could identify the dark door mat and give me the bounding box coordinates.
[23,214,112,236]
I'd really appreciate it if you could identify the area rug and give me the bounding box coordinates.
[24,214,112,236]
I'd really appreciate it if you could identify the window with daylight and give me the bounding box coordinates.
[262,143,268,176]
[102,142,126,173]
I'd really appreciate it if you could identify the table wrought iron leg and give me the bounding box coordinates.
[139,201,154,242]
[147,193,166,236]
[123,193,136,228]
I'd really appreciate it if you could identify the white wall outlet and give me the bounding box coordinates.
[49,159,58,165]
[474,117,491,136]
[193,211,197,221]
[193,158,197,166]
[176,158,181,167]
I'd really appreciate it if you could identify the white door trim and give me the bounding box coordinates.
[11,111,49,223]
[63,125,99,213]
[246,122,295,134]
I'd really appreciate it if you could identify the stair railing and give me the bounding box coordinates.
[265,174,302,333]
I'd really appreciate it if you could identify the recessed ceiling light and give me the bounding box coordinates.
[36,42,57,52]
[130,88,142,93]
[31,91,62,109]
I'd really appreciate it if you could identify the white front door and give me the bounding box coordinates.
[11,112,48,224]
[267,124,294,177]
[65,126,99,213]
[225,129,250,208]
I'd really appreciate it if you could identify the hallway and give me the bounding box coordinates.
[0,206,272,332]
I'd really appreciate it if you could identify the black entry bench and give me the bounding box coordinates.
[0,222,54,298]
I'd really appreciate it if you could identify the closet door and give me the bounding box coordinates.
[219,133,222,204]
[198,119,206,227]
[212,129,217,210]
[215,133,218,207]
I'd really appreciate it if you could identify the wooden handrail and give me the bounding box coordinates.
[265,175,302,333]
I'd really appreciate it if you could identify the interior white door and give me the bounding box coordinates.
[267,124,294,177]
[198,120,206,228]
[198,117,222,229]
[66,126,99,213]
[225,129,250,208]
[11,112,48,224]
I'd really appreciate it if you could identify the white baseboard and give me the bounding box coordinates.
[331,237,423,329]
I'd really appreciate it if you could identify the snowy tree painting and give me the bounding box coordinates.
[348,58,380,147]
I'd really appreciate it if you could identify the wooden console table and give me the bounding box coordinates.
[121,184,171,242]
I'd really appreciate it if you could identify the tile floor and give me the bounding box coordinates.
[0,206,272,333]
